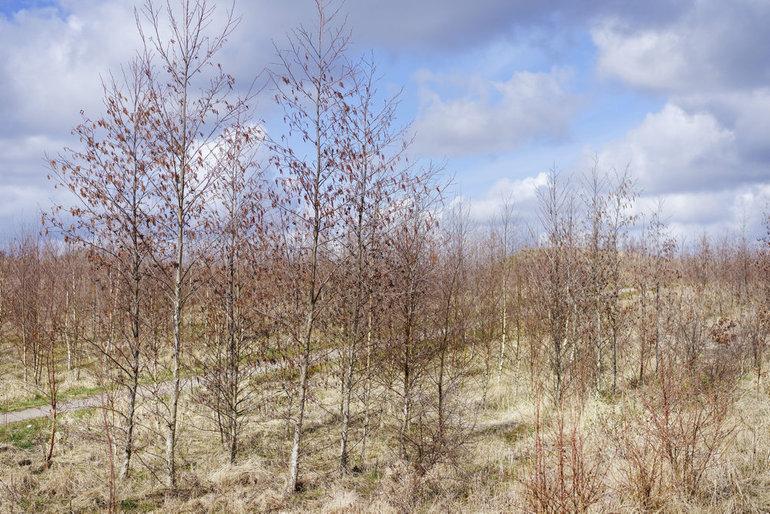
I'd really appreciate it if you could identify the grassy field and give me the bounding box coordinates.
[0,357,768,513]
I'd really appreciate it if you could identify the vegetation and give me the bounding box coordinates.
[1,1,769,512]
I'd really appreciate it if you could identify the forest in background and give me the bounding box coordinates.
[0,1,769,512]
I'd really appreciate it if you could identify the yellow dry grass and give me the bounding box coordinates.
[0,363,768,513]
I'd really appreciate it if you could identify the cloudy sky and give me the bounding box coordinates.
[1,0,769,240]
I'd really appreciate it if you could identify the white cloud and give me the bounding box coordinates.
[0,0,265,232]
[592,1,770,95]
[453,172,549,224]
[593,22,689,92]
[634,184,770,241]
[592,102,770,238]
[0,1,141,136]
[596,103,745,195]
[591,1,770,225]
[413,68,577,157]
[455,167,770,241]
[2,0,770,238]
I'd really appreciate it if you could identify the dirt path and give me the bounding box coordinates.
[0,355,299,426]
[0,379,191,425]
[2,396,105,425]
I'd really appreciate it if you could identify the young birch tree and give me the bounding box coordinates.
[603,168,636,394]
[581,163,608,390]
[336,57,411,475]
[196,122,264,464]
[493,196,517,380]
[536,168,577,402]
[48,56,156,479]
[269,0,351,492]
[139,0,245,488]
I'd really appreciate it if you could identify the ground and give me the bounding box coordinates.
[1,345,769,512]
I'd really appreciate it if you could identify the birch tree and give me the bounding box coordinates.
[196,122,264,464]
[48,56,156,479]
[335,57,411,475]
[269,0,351,492]
[139,0,245,488]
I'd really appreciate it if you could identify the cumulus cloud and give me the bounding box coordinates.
[413,68,577,157]
[0,1,142,136]
[458,166,770,241]
[346,0,690,53]
[632,184,770,241]
[0,0,270,230]
[450,172,549,232]
[593,23,689,93]
[589,101,770,235]
[587,1,770,235]
[596,103,747,195]
[0,1,138,229]
[593,1,770,94]
[677,89,770,167]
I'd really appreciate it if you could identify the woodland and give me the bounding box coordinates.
[0,1,769,512]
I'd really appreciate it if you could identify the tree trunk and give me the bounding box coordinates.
[166,200,185,490]
[497,283,507,381]
[360,305,373,466]
[120,353,140,479]
[611,323,618,395]
[399,287,414,460]
[654,283,661,372]
[288,328,312,491]
[339,341,355,473]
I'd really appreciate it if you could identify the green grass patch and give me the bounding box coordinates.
[71,407,97,421]
[118,496,163,513]
[502,422,533,444]
[0,391,48,414]
[0,418,49,449]
[119,498,140,511]
[60,384,103,402]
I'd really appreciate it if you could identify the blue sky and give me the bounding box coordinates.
[1,0,769,239]
[0,0,55,15]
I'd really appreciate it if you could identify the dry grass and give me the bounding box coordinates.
[0,361,769,513]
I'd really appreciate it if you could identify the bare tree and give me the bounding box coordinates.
[48,55,157,479]
[335,56,411,475]
[38,243,66,470]
[269,0,352,491]
[603,168,636,394]
[195,122,264,464]
[379,182,442,465]
[6,233,44,385]
[138,0,245,488]
[492,195,517,380]
[535,167,578,402]
[580,161,608,390]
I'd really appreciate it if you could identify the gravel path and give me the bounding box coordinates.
[1,353,516,433]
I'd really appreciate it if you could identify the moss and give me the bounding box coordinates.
[119,498,140,511]
[117,496,164,513]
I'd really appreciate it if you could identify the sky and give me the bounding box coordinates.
[1,0,769,241]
